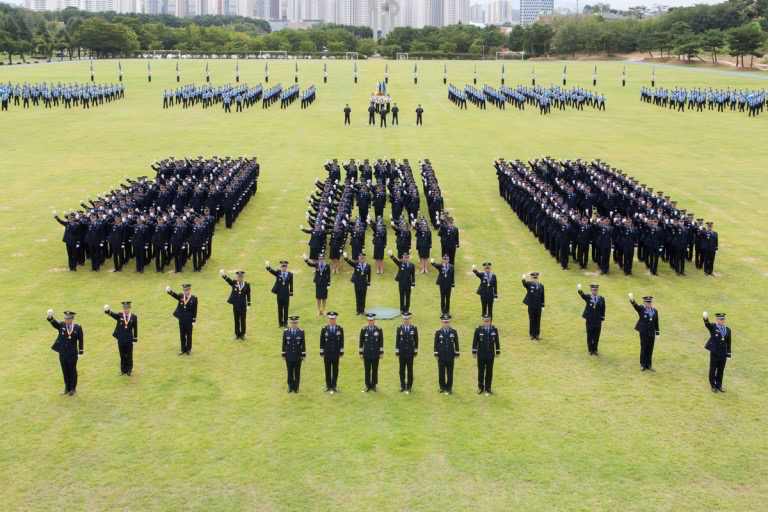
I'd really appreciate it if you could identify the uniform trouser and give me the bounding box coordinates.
[577,244,589,268]
[364,358,379,388]
[438,358,454,391]
[709,353,726,388]
[113,245,125,270]
[416,115,422,125]
[354,288,367,314]
[134,246,145,271]
[277,295,290,326]
[703,250,716,274]
[392,114,398,125]
[481,295,494,318]
[59,354,78,391]
[154,245,166,271]
[233,309,246,337]
[65,242,78,270]
[118,342,133,372]
[639,333,655,368]
[398,285,412,312]
[695,246,704,268]
[286,359,302,390]
[179,322,193,353]
[528,306,542,337]
[586,320,602,353]
[324,357,339,388]
[598,247,611,272]
[622,247,635,274]
[399,356,414,388]
[344,114,350,125]
[192,247,203,270]
[225,209,234,228]
[477,358,494,390]
[674,247,686,274]
[439,287,451,314]
[89,243,101,270]
[173,247,185,272]
[647,250,660,274]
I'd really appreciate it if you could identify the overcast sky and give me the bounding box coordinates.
[553,0,723,11]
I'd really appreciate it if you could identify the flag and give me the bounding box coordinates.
[90,60,93,73]
[324,62,327,72]
[414,63,417,73]
[563,65,567,75]
[501,64,505,75]
[474,63,476,73]
[444,63,447,73]
[118,61,122,72]
[594,65,597,74]
[532,65,535,75]
[147,61,151,74]
[382,81,386,93]
[236,60,240,76]
[206,61,209,73]
[354,62,357,72]
[295,61,298,72]
[652,66,655,77]
[385,63,388,73]
[176,61,179,72]
[265,62,268,73]
[623,65,626,74]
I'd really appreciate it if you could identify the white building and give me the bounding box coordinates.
[519,0,552,25]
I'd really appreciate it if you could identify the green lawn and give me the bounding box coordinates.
[1,59,767,510]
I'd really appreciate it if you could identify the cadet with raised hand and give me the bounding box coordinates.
[521,272,544,340]
[104,302,138,375]
[389,250,416,314]
[304,252,331,316]
[266,260,293,328]
[629,292,660,371]
[703,311,732,392]
[167,283,197,355]
[221,269,251,340]
[47,309,84,396]
[473,262,498,318]
[431,255,455,315]
[577,283,605,355]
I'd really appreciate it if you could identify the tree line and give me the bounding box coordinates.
[0,1,766,66]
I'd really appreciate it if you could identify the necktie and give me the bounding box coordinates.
[646,308,654,318]
[719,326,726,337]
[485,327,490,334]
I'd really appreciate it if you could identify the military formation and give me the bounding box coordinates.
[161,83,264,111]
[641,86,766,116]
[494,157,719,276]
[51,156,259,273]
[446,83,606,114]
[1,82,125,111]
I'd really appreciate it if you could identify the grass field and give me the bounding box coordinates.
[1,58,767,511]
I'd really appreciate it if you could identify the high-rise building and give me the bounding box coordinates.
[469,2,484,23]
[519,0,552,25]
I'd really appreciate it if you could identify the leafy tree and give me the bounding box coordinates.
[700,28,725,63]
[726,22,765,67]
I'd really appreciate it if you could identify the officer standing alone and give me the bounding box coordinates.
[473,262,498,318]
[629,293,660,371]
[104,302,138,375]
[359,313,383,392]
[434,314,459,395]
[521,272,545,340]
[166,284,197,355]
[577,283,605,355]
[266,260,293,328]
[703,312,731,392]
[48,309,84,396]
[320,312,344,392]
[472,314,500,395]
[282,316,306,393]
[395,312,418,393]
[220,269,251,340]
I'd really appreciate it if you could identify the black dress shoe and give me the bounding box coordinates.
[60,390,70,396]
[486,389,494,395]
[399,387,405,392]
[372,386,378,392]
[477,388,483,394]
[593,351,599,356]
[69,390,76,396]
[178,351,185,355]
[641,367,646,371]
[717,387,725,393]
[438,388,445,393]
[324,386,330,392]
[288,388,293,393]
[646,367,655,371]
[127,372,132,376]
[363,387,370,393]
[712,387,718,392]
[447,389,452,395]
[118,372,126,376]
[333,387,339,393]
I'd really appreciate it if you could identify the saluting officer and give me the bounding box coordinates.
[282,316,306,393]
[320,312,344,392]
[266,260,293,328]
[304,252,331,316]
[47,309,84,396]
[343,104,351,125]
[220,269,251,340]
[431,255,455,315]
[344,251,371,315]
[703,312,732,392]
[473,262,498,318]
[472,314,500,395]
[389,250,416,313]
[104,302,138,375]
[701,222,718,276]
[359,313,384,392]
[629,293,660,371]
[577,283,605,355]
[521,272,545,340]
[434,314,459,395]
[395,312,419,393]
[166,283,197,355]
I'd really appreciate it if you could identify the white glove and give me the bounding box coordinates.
[388,250,393,256]
[47,309,53,317]
[247,306,250,310]
[430,258,435,264]
[77,354,81,359]
[303,253,307,260]
[577,284,582,291]
[192,322,196,326]
[628,292,634,300]
[522,274,527,280]
[220,269,225,276]
[655,335,660,340]
[299,224,304,230]
[133,342,137,345]
[343,252,348,259]
[104,304,110,311]
[265,260,270,267]
[472,264,477,271]
[166,286,172,293]
[52,209,57,215]
[703,311,708,319]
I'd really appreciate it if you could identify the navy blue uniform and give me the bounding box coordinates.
[49,318,84,393]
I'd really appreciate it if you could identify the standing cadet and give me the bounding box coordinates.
[282,316,306,393]
[577,283,605,355]
[343,251,371,315]
[368,102,376,125]
[379,106,387,128]
[220,269,251,340]
[473,262,498,318]
[434,314,459,395]
[344,104,351,125]
[521,272,545,340]
[320,312,344,392]
[359,313,384,392]
[628,293,660,371]
[166,284,197,355]
[472,314,500,395]
[395,312,419,393]
[701,222,718,275]
[430,255,455,315]
[703,311,731,392]
[391,103,399,125]
[415,104,424,125]
[266,260,293,328]
[304,253,331,316]
[103,302,138,375]
[52,210,80,271]
[47,309,84,396]
[389,250,416,314]
[437,216,460,264]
